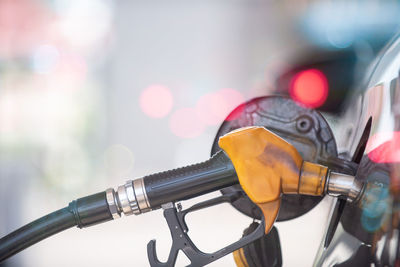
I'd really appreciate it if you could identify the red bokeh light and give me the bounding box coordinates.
[169,108,205,138]
[140,85,173,118]
[367,132,400,163]
[219,88,245,121]
[289,69,329,108]
[196,92,223,125]
[0,0,50,57]
[56,53,87,79]
[195,88,244,125]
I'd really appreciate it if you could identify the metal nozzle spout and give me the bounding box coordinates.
[326,172,363,203]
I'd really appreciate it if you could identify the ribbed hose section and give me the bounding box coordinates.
[143,150,238,208]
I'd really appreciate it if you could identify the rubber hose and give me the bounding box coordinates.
[0,191,113,263]
[0,207,76,262]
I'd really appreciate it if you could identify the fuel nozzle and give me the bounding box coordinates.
[217,126,363,234]
[0,126,363,264]
[107,126,363,233]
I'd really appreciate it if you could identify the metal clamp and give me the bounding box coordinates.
[107,178,151,218]
[133,178,151,213]
[105,188,121,219]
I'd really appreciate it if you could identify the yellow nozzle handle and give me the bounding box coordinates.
[233,247,249,267]
[218,127,328,234]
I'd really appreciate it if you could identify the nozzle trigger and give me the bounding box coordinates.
[147,193,265,267]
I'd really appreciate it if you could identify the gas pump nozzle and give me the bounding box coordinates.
[106,127,362,266]
[0,127,362,266]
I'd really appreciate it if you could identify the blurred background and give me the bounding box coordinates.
[0,0,399,266]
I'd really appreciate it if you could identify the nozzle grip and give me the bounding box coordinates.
[143,151,237,209]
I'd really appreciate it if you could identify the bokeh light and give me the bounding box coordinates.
[31,44,60,74]
[43,140,90,192]
[361,183,389,232]
[169,108,205,138]
[140,85,174,118]
[367,132,400,163]
[366,131,393,153]
[301,1,400,50]
[0,0,49,57]
[289,69,328,108]
[195,92,225,125]
[195,88,244,125]
[219,88,245,121]
[104,144,135,177]
[55,0,113,48]
[54,53,88,85]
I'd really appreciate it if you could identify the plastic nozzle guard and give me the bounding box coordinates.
[218,127,328,234]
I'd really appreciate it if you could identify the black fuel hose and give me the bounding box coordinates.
[0,192,112,263]
[0,151,239,263]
